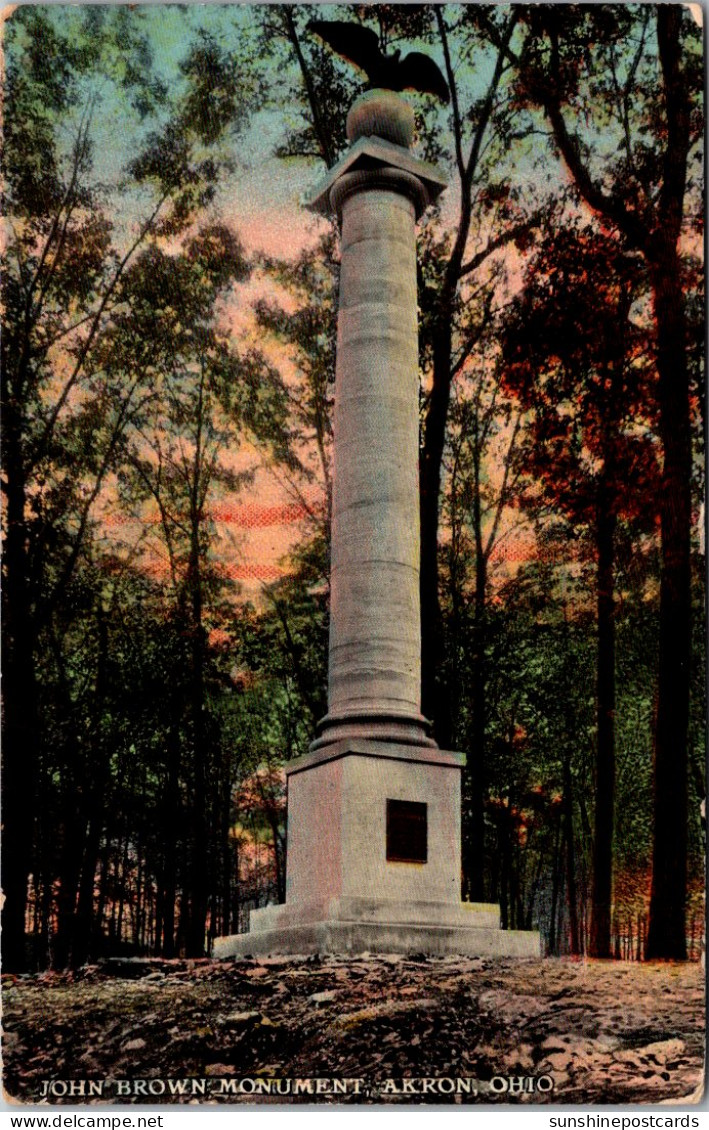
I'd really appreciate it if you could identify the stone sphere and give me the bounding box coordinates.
[346,89,415,148]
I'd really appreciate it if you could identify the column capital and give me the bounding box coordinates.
[329,165,429,221]
[306,134,447,220]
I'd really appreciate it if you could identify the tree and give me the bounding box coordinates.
[504,2,703,959]
[483,555,596,951]
[113,222,294,954]
[501,221,661,955]
[253,231,339,534]
[1,6,259,969]
[440,363,524,899]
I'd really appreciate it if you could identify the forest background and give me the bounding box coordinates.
[2,2,705,975]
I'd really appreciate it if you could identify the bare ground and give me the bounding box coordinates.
[2,954,705,1106]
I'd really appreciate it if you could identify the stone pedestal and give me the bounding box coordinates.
[214,739,538,958]
[215,92,539,961]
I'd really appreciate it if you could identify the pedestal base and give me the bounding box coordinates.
[214,738,540,961]
[213,898,540,959]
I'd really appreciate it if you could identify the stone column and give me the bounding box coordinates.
[213,91,541,959]
[311,91,444,751]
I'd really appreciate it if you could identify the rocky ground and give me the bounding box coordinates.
[2,955,704,1107]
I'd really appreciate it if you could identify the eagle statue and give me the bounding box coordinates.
[308,20,450,105]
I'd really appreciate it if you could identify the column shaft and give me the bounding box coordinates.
[314,178,433,749]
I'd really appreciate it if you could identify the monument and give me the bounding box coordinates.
[215,76,539,959]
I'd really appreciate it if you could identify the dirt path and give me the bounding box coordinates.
[3,955,704,1106]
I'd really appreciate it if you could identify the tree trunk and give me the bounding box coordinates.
[95,840,112,953]
[562,748,581,956]
[420,318,456,744]
[71,607,110,967]
[548,814,562,954]
[464,553,488,899]
[525,842,545,930]
[1,443,39,972]
[53,785,87,969]
[116,834,130,946]
[71,813,105,967]
[267,812,286,905]
[646,240,691,960]
[160,711,182,956]
[134,846,144,949]
[590,490,617,958]
[186,656,209,955]
[184,554,209,956]
[40,864,54,969]
[232,837,241,935]
[499,822,510,930]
